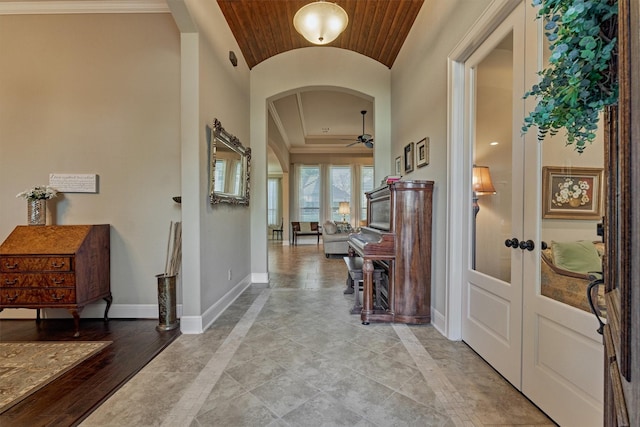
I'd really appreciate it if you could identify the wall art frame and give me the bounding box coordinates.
[541,166,603,220]
[416,137,429,167]
[404,142,414,173]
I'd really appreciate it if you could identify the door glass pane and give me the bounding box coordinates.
[537,33,606,313]
[473,33,513,282]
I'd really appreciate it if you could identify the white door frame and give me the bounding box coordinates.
[445,0,521,340]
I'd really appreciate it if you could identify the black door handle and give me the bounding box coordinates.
[519,240,535,251]
[504,238,519,248]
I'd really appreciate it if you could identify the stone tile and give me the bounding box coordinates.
[288,356,356,391]
[81,371,198,427]
[382,341,419,368]
[365,391,455,427]
[225,355,287,390]
[322,371,395,418]
[352,351,421,391]
[193,391,278,427]
[250,372,321,417]
[281,392,374,427]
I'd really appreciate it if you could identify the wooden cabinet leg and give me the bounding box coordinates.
[68,308,82,338]
[103,294,113,322]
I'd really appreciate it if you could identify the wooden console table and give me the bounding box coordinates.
[0,225,112,337]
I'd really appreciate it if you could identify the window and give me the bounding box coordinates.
[330,166,352,222]
[233,161,242,195]
[214,160,226,192]
[267,178,280,226]
[361,166,374,221]
[298,166,320,221]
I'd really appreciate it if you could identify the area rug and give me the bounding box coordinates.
[0,341,111,412]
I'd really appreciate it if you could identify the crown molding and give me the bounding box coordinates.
[0,1,170,15]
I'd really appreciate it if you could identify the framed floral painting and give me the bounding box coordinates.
[542,166,604,220]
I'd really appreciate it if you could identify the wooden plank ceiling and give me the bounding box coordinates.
[217,0,424,69]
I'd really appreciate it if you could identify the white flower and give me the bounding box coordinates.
[16,185,58,201]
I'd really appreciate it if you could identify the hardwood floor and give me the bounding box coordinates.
[0,318,180,427]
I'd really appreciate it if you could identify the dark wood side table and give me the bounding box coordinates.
[0,225,112,337]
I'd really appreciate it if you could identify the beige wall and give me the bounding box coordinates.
[390,0,493,324]
[0,14,181,315]
[198,31,251,316]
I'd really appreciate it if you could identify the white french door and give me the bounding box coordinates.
[461,3,525,388]
[520,6,604,426]
[460,2,605,426]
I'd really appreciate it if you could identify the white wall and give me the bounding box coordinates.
[0,13,181,318]
[390,0,493,330]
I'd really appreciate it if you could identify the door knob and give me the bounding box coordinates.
[519,240,535,251]
[504,238,519,248]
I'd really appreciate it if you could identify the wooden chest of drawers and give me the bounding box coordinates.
[0,225,111,336]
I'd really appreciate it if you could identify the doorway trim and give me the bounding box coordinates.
[445,0,521,340]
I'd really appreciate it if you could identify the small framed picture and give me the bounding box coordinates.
[395,156,402,175]
[404,142,414,173]
[542,166,604,220]
[416,137,429,167]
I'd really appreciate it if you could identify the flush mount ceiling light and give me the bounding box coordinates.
[293,1,348,45]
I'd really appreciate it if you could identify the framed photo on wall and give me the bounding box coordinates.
[404,142,414,173]
[395,156,402,175]
[416,137,429,167]
[542,166,604,220]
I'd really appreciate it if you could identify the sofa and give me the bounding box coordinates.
[322,220,352,257]
[540,240,605,317]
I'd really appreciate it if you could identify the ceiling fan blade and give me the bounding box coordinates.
[345,141,360,147]
[364,141,374,149]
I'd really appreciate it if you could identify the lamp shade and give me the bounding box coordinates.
[338,201,350,215]
[472,166,496,195]
[293,1,348,45]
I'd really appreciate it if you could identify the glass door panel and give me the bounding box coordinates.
[473,34,514,283]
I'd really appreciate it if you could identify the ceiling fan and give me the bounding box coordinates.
[345,110,374,148]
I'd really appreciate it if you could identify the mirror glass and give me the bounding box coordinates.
[207,119,251,205]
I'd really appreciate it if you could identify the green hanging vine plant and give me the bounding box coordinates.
[522,0,618,153]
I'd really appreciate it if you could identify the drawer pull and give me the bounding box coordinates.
[52,277,65,285]
[51,261,65,269]
[4,279,18,285]
[6,293,18,302]
[4,262,18,269]
[51,293,64,301]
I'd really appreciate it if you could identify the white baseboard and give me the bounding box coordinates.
[181,274,254,334]
[431,307,447,338]
[251,272,269,284]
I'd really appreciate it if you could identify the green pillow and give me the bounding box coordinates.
[551,240,602,275]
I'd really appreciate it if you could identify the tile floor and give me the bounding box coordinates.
[81,240,556,426]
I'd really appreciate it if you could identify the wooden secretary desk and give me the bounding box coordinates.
[0,225,112,337]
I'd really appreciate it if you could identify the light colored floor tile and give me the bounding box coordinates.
[83,242,554,427]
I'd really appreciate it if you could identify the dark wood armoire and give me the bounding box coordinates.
[602,0,639,425]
